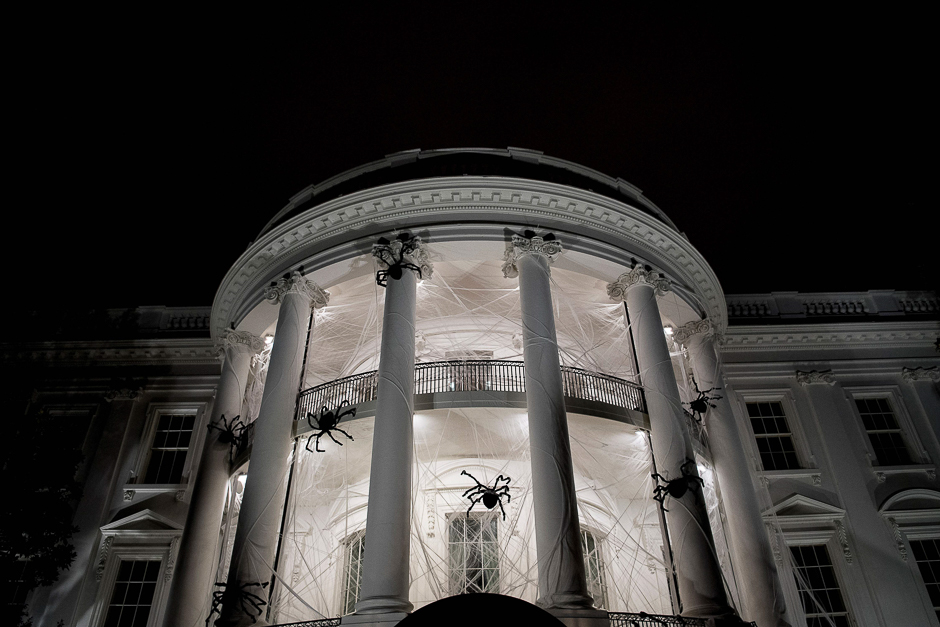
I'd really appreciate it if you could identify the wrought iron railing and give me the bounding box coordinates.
[608,613,706,627]
[270,620,341,627]
[296,360,646,420]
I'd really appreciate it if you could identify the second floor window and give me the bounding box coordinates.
[855,398,912,465]
[448,512,499,595]
[746,402,800,470]
[910,538,940,621]
[144,414,195,484]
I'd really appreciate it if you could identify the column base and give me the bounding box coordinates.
[545,607,610,627]
[341,611,409,627]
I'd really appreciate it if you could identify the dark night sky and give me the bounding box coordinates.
[10,8,935,314]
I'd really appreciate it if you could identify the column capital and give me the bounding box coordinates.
[673,318,717,345]
[219,329,265,355]
[902,366,940,382]
[263,271,330,308]
[606,265,671,300]
[796,369,836,386]
[372,233,434,284]
[501,233,563,278]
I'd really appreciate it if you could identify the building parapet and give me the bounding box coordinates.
[726,290,939,323]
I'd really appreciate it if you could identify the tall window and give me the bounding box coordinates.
[790,545,851,627]
[342,531,365,615]
[581,529,607,609]
[144,413,195,484]
[448,513,499,595]
[102,559,161,627]
[746,402,800,470]
[910,538,940,620]
[855,398,912,465]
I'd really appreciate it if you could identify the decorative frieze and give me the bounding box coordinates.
[606,265,671,300]
[264,270,330,309]
[164,536,179,582]
[104,388,140,402]
[501,233,563,278]
[796,370,836,386]
[834,519,853,565]
[95,536,114,581]
[901,366,940,382]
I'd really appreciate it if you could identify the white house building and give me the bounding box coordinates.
[9,148,940,627]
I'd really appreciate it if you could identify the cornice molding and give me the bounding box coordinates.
[0,338,220,366]
[720,321,940,353]
[211,177,726,340]
[501,233,563,278]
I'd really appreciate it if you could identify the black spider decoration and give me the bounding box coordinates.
[206,414,248,462]
[305,400,356,453]
[205,581,269,626]
[684,375,723,423]
[374,234,426,287]
[461,470,511,520]
[651,458,704,512]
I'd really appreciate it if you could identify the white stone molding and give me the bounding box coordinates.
[902,366,940,382]
[95,536,113,581]
[2,339,220,366]
[372,234,434,280]
[721,321,940,353]
[886,517,909,562]
[834,519,853,564]
[796,369,836,386]
[221,328,265,355]
[123,490,135,501]
[606,265,671,300]
[263,270,330,308]
[501,233,563,278]
[104,388,141,402]
[673,318,716,344]
[766,524,783,565]
[210,177,728,336]
[164,536,179,581]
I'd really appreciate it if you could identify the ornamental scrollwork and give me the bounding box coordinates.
[501,233,563,279]
[372,234,434,283]
[795,370,836,386]
[220,329,265,355]
[95,536,114,581]
[835,519,853,564]
[264,270,330,309]
[606,265,671,300]
[673,318,715,345]
[901,366,940,382]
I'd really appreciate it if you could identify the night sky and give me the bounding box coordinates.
[12,9,935,314]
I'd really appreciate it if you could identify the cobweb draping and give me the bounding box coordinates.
[235,248,745,621]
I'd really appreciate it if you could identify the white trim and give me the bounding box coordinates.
[842,385,931,468]
[735,390,817,473]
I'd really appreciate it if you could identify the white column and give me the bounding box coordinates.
[608,267,734,618]
[164,329,262,627]
[503,234,602,621]
[675,319,789,627]
[217,272,328,627]
[353,235,432,621]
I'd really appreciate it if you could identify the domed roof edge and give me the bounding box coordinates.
[255,147,680,239]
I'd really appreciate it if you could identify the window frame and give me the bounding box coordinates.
[445,510,501,596]
[579,525,608,610]
[340,529,366,616]
[844,386,929,469]
[737,390,816,476]
[785,539,854,626]
[128,403,208,495]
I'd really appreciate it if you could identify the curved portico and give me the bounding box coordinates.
[181,149,780,627]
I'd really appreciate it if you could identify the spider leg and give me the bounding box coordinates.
[462,485,482,498]
[461,470,483,487]
[315,431,326,453]
[496,497,508,520]
[304,434,317,454]
[326,430,345,447]
[467,494,484,518]
[337,407,357,421]
[333,427,354,441]
[496,486,511,502]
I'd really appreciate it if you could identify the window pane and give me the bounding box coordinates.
[342,531,366,615]
[581,529,607,609]
[855,399,912,465]
[449,513,499,595]
[106,559,161,627]
[910,539,940,615]
[144,414,196,484]
[747,402,799,470]
[790,545,851,623]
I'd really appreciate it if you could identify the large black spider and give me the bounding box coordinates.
[461,470,511,520]
[305,400,356,453]
[206,414,248,462]
[374,234,426,287]
[684,375,723,423]
[205,581,269,626]
[651,458,704,512]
